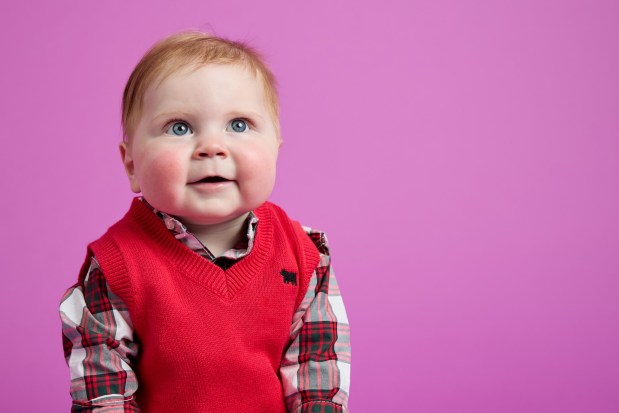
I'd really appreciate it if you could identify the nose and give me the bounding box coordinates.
[193,132,229,159]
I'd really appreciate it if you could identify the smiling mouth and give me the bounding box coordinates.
[191,176,231,184]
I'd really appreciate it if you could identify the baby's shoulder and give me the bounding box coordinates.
[263,201,331,256]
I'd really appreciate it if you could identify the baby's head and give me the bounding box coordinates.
[119,32,282,228]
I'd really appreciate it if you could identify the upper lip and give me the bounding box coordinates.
[188,175,232,184]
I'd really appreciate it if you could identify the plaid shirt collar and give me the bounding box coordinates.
[138,197,259,262]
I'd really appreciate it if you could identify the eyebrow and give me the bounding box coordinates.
[227,110,265,122]
[152,111,190,123]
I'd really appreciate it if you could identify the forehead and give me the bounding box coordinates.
[142,63,268,113]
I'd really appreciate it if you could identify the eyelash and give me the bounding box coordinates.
[229,118,253,132]
[164,119,192,135]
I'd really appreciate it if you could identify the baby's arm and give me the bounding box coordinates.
[281,229,351,413]
[59,258,141,412]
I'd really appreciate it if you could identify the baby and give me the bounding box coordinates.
[59,31,350,413]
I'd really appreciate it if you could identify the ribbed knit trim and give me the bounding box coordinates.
[120,198,275,301]
[88,230,134,307]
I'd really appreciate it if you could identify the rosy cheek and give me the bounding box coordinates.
[137,151,183,188]
[237,148,277,192]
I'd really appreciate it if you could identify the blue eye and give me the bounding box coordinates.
[166,121,192,136]
[229,119,248,133]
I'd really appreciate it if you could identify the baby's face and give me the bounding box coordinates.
[120,63,280,227]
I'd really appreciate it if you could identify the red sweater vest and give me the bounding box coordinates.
[81,198,320,412]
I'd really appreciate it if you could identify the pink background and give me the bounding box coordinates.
[1,0,618,411]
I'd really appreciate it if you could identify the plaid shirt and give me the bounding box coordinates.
[60,199,351,412]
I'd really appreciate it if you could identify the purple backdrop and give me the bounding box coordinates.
[1,0,618,411]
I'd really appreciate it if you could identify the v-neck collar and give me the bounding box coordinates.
[127,198,274,301]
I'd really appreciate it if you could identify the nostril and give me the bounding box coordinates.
[194,145,228,158]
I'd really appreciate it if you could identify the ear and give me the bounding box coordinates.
[119,141,141,193]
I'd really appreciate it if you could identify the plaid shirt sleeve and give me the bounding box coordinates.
[59,258,140,412]
[281,228,351,413]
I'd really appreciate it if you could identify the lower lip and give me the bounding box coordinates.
[189,180,234,192]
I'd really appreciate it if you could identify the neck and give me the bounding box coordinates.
[182,213,249,257]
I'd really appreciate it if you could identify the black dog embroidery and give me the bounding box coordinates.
[280,269,297,286]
